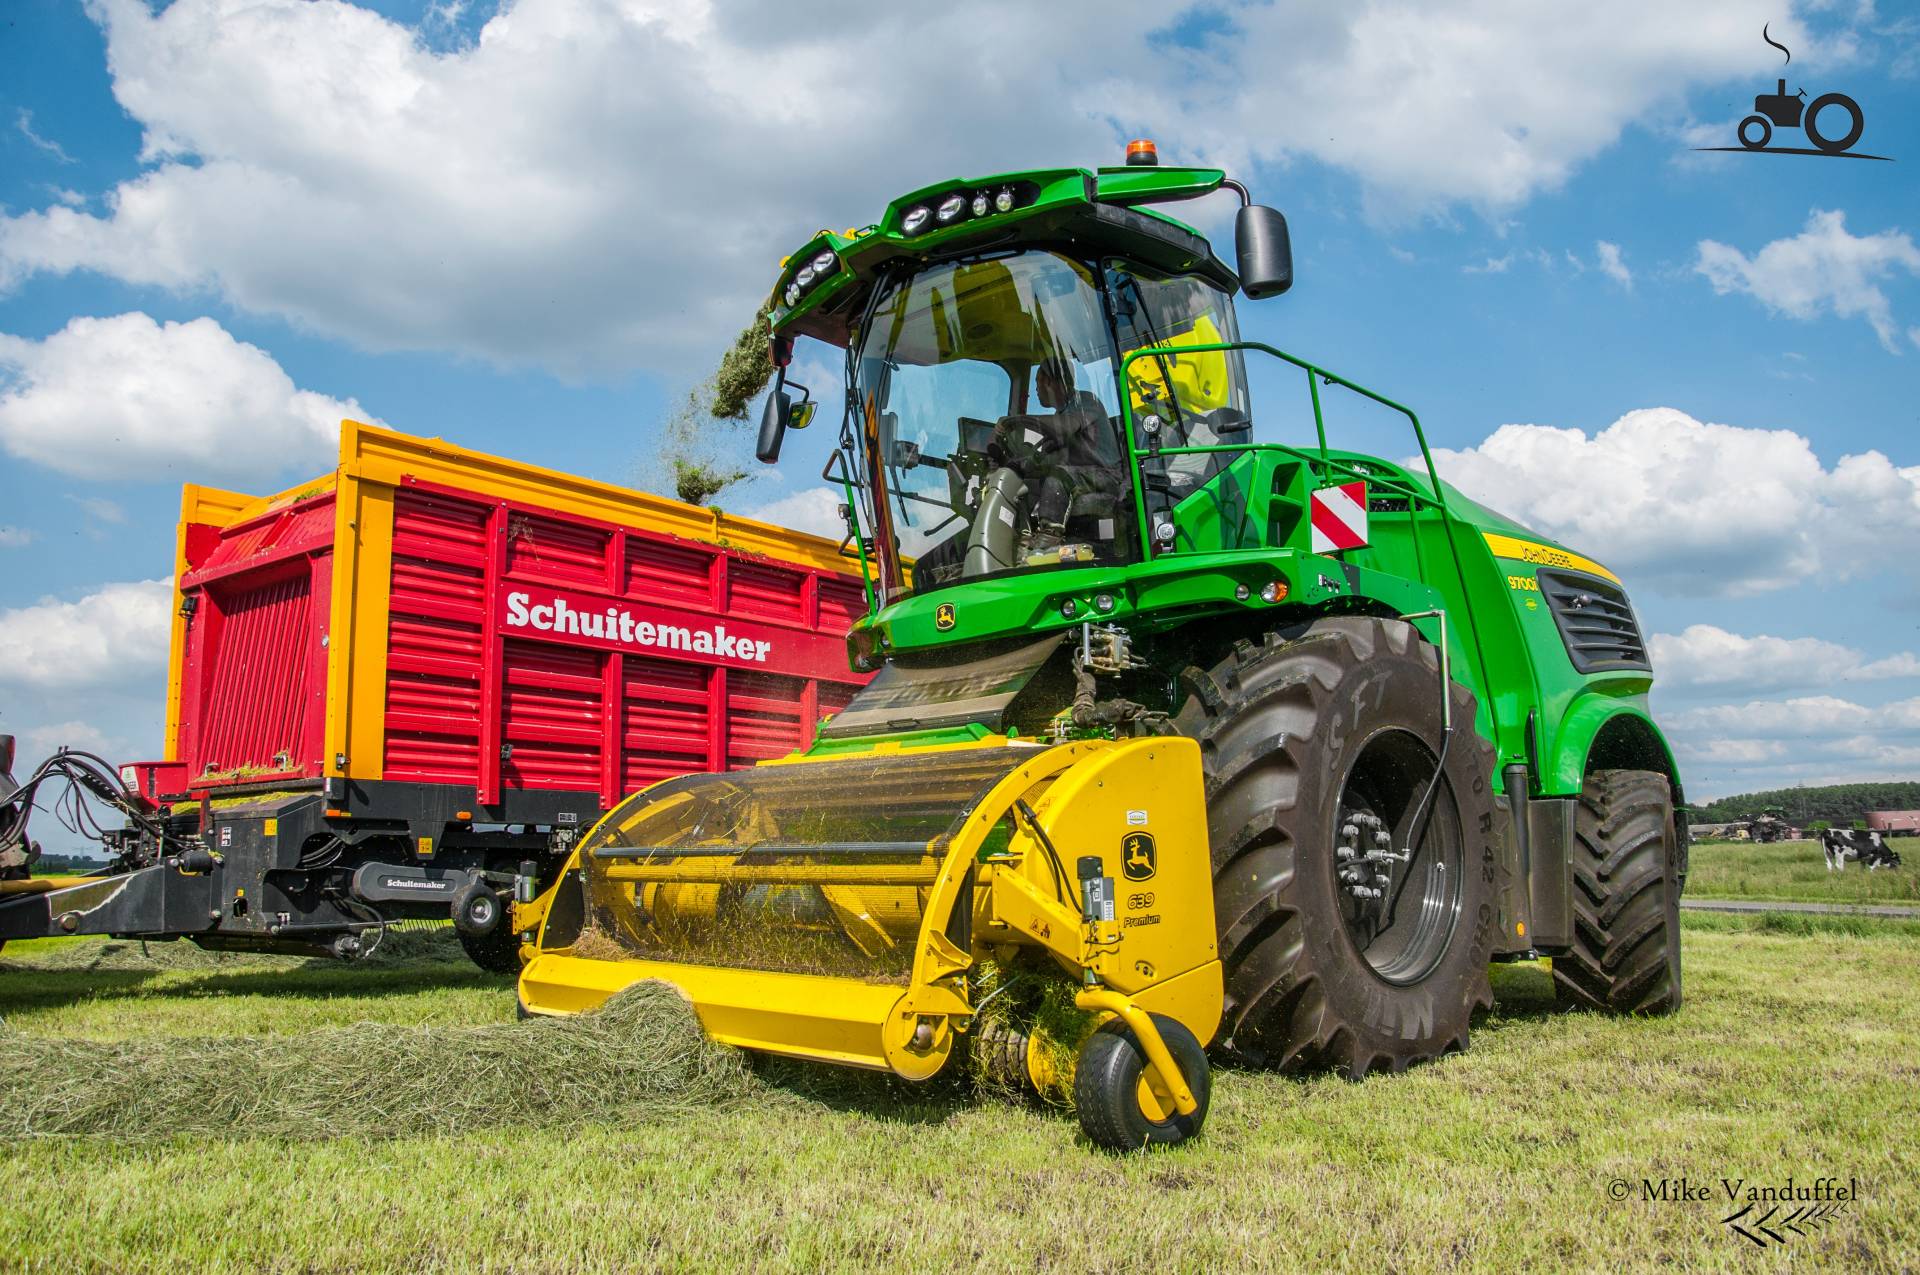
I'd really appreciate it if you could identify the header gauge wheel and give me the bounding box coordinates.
[1176,617,1503,1079]
[1073,1014,1211,1150]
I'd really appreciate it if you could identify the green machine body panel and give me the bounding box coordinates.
[760,158,1678,809]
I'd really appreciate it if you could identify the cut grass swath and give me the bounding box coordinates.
[2,980,751,1141]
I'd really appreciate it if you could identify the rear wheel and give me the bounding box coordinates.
[1553,770,1682,1015]
[1175,617,1503,1078]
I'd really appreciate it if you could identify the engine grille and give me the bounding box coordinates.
[1537,569,1650,674]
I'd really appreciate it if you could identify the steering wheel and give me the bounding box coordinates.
[945,418,999,514]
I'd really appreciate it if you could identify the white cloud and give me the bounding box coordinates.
[1685,737,1789,765]
[1430,406,1920,596]
[742,486,845,541]
[1696,209,1920,350]
[1175,1,1792,216]
[1463,254,1513,275]
[0,0,1799,377]
[0,312,373,481]
[1670,694,1878,737]
[1650,625,1920,694]
[0,526,32,548]
[1662,691,1920,796]
[20,720,121,760]
[0,578,172,691]
[1595,240,1633,289]
[15,110,75,165]
[67,495,127,526]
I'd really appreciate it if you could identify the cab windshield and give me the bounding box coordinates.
[850,250,1245,600]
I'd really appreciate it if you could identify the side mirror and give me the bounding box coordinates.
[1235,204,1293,300]
[756,389,792,464]
[789,400,817,431]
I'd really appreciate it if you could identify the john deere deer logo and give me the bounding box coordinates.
[1695,25,1889,162]
[934,602,957,631]
[1122,832,1157,881]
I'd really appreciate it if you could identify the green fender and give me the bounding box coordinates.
[1542,693,1683,805]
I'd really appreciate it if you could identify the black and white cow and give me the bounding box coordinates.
[1821,829,1903,871]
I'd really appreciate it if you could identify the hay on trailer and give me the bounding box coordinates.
[2,981,751,1141]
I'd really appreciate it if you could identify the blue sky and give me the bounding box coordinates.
[3,0,1919,804]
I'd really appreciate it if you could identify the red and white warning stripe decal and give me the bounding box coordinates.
[1310,480,1368,553]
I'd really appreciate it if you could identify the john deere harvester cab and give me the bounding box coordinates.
[520,142,1686,1150]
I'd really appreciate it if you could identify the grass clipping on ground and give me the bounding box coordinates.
[2,981,751,1141]
[0,927,462,973]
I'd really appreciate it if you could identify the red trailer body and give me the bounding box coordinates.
[16,422,877,966]
[150,422,869,820]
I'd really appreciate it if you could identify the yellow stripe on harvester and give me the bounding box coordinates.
[1482,532,1620,585]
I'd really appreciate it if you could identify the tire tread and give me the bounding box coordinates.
[1552,769,1682,1015]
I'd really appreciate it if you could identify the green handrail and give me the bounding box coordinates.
[1115,339,1473,611]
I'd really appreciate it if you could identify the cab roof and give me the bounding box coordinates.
[771,164,1242,349]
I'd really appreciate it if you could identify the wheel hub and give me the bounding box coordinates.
[1336,810,1407,905]
[1332,728,1465,986]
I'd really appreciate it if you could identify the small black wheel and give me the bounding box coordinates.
[451,879,502,937]
[452,879,524,975]
[1073,1013,1210,1150]
[1737,114,1772,150]
[459,921,525,975]
[1804,93,1863,153]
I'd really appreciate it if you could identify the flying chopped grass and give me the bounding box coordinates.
[2,981,752,1141]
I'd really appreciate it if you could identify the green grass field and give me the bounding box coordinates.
[1686,838,1920,905]
[3,916,1916,1274]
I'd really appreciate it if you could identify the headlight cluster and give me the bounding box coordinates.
[900,185,1020,236]
[783,249,838,307]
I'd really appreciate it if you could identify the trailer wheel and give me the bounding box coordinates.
[452,879,521,974]
[458,920,525,975]
[1175,617,1502,1078]
[1073,1013,1210,1150]
[1552,770,1682,1015]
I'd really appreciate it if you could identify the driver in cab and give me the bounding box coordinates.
[992,357,1123,549]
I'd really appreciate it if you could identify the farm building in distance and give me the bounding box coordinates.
[1866,811,1920,833]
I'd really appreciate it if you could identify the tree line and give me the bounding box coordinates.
[1687,782,1920,827]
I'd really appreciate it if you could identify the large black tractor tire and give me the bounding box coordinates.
[1552,770,1683,1015]
[1176,617,1504,1079]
